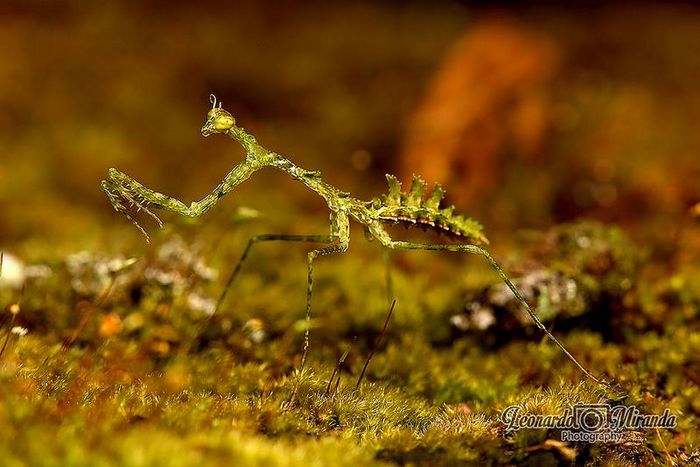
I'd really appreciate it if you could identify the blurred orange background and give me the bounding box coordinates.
[2,1,700,252]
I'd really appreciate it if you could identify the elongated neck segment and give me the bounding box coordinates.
[219,125,342,206]
[198,97,346,213]
[227,127,278,166]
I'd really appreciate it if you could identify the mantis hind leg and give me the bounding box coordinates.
[384,239,603,385]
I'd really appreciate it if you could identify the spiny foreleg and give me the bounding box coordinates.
[385,240,604,385]
[101,168,191,242]
[102,160,258,242]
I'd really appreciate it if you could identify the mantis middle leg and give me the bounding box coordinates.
[298,211,351,368]
[215,234,336,315]
[218,212,351,369]
[300,241,349,369]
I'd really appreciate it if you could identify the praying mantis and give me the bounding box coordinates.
[102,95,602,384]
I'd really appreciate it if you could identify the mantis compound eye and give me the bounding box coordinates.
[212,112,235,130]
[202,94,236,136]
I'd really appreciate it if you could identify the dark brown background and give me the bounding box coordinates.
[2,1,699,253]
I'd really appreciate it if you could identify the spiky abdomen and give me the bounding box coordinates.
[373,174,489,245]
[377,207,488,244]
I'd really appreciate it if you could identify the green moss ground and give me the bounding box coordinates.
[1,220,698,466]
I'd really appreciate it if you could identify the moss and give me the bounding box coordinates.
[0,218,697,465]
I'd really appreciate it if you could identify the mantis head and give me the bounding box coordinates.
[201,94,236,137]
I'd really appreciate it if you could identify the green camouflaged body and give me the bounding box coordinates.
[372,174,488,245]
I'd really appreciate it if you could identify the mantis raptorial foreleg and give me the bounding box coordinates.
[384,240,603,385]
[102,169,190,215]
[102,160,258,242]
